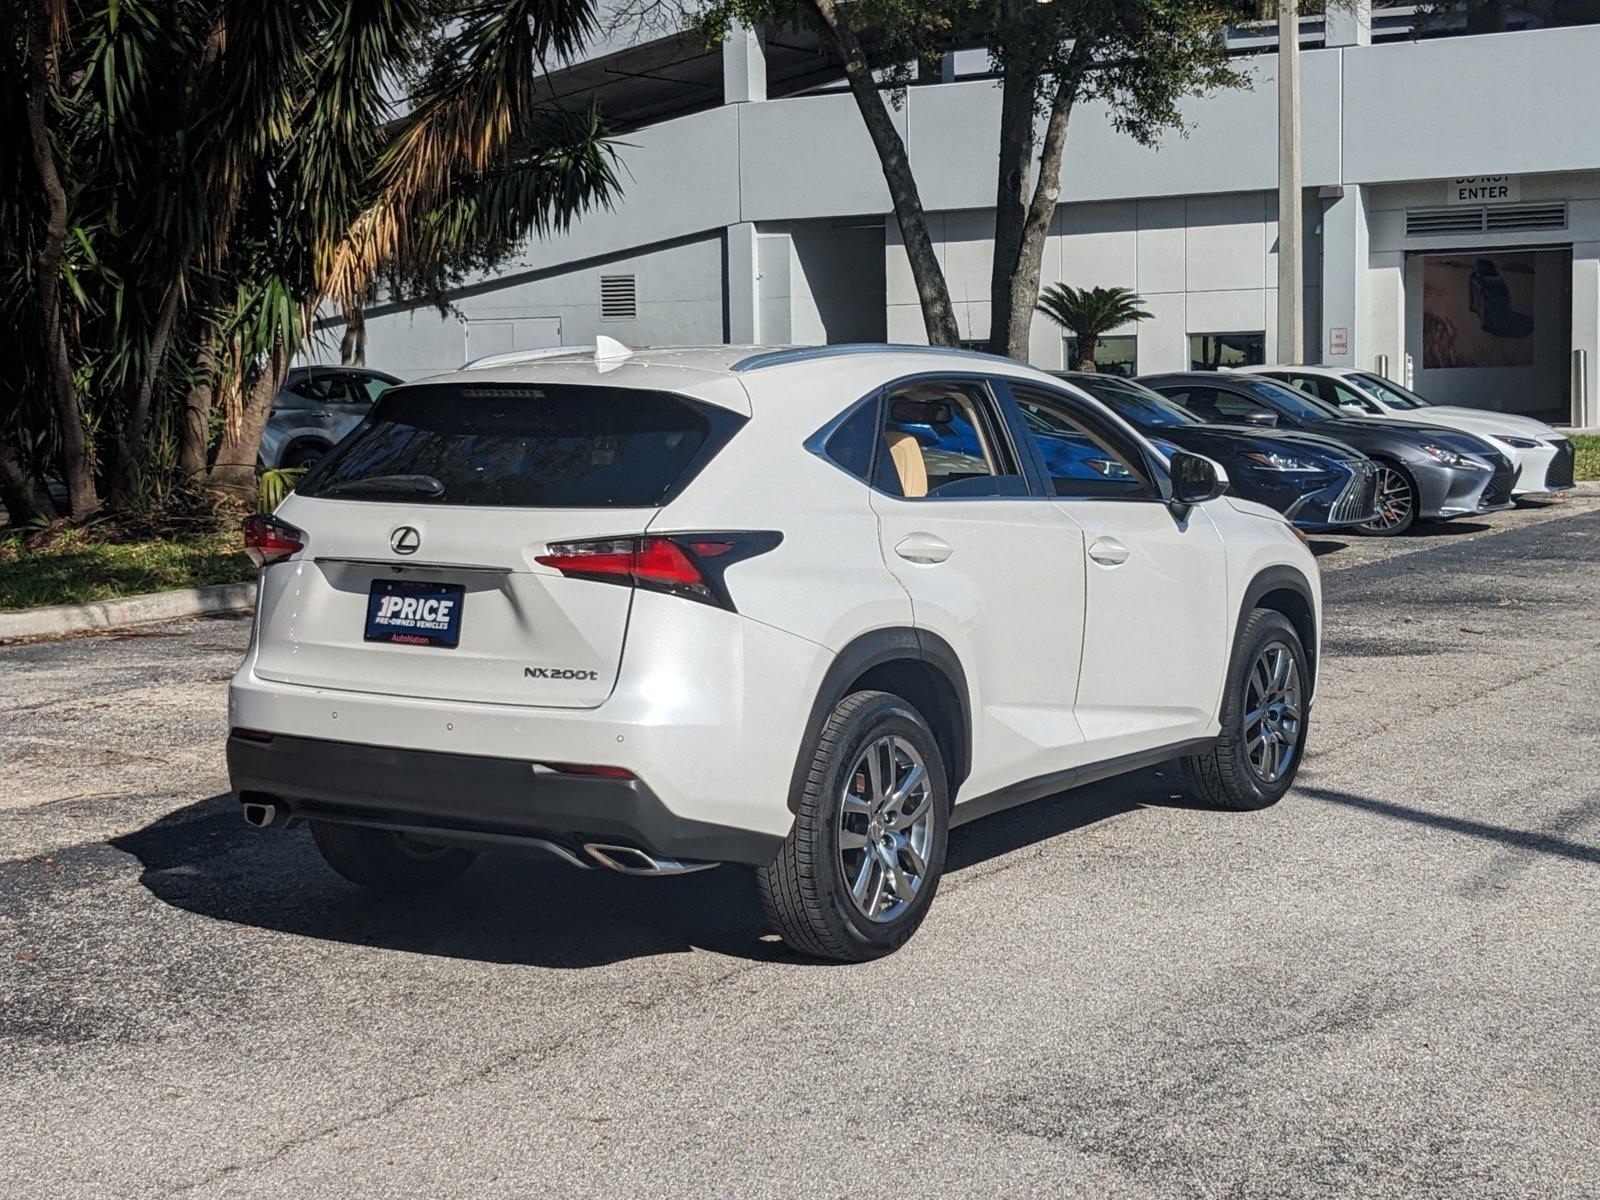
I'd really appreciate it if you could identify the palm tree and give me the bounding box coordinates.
[2,0,618,514]
[1035,284,1151,371]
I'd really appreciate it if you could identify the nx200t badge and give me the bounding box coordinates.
[526,667,600,681]
[390,526,421,555]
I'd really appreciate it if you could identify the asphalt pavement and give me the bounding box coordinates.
[2,495,1598,1199]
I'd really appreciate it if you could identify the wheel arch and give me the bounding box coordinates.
[1235,565,1319,706]
[788,627,972,812]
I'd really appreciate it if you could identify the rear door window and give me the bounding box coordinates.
[877,380,1026,499]
[299,383,744,508]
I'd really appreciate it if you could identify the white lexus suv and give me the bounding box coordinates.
[230,344,1321,960]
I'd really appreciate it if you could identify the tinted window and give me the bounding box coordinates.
[1067,376,1198,428]
[1288,373,1377,414]
[1190,332,1265,371]
[1349,372,1431,410]
[1011,385,1156,500]
[823,400,879,481]
[300,384,741,507]
[1157,386,1233,422]
[1064,335,1138,377]
[1242,379,1341,423]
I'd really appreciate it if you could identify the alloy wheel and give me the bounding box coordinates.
[1365,466,1414,531]
[838,735,935,923]
[1243,640,1302,784]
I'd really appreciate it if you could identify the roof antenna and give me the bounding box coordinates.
[595,336,633,363]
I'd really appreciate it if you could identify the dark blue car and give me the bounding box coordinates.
[1044,372,1380,531]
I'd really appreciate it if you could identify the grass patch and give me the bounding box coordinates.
[1571,434,1600,482]
[0,524,253,611]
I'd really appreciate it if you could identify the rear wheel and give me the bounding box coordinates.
[282,442,329,471]
[1183,609,1309,811]
[758,691,949,961]
[1359,462,1417,535]
[310,821,478,892]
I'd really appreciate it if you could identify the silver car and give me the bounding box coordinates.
[259,366,401,470]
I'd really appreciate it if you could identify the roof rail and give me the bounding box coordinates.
[730,343,1023,373]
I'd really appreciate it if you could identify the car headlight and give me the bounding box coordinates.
[1491,434,1541,449]
[1086,457,1133,478]
[1418,443,1487,469]
[1242,450,1322,472]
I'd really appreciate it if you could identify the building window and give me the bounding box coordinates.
[1064,336,1138,377]
[600,274,637,321]
[1189,332,1265,371]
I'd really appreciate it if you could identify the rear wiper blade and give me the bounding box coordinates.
[319,474,445,497]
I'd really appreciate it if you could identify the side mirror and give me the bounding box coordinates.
[1244,410,1279,428]
[1169,450,1229,507]
[1339,402,1367,415]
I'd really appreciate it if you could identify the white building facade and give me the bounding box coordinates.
[341,6,1600,425]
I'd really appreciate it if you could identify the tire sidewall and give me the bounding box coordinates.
[1224,612,1311,807]
[813,697,950,953]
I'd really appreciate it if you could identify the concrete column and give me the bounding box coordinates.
[1319,184,1369,368]
[722,22,767,104]
[725,222,759,344]
[1276,2,1305,364]
[1573,245,1600,426]
[1325,0,1372,48]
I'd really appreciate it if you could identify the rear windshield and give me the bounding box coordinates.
[299,384,743,507]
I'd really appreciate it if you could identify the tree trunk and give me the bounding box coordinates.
[0,439,58,526]
[807,0,960,346]
[209,344,287,500]
[116,275,187,499]
[1077,334,1099,372]
[987,60,1040,358]
[993,44,1091,362]
[178,323,220,478]
[24,2,100,519]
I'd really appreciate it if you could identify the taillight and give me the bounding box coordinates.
[242,515,306,566]
[535,532,781,610]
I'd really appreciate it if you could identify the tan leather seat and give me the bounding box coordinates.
[885,430,929,498]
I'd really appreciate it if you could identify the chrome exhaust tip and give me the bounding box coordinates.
[242,801,279,829]
[583,843,718,876]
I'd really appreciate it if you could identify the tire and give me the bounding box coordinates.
[309,821,478,893]
[1183,609,1310,811]
[1359,461,1417,536]
[282,442,329,471]
[758,690,950,961]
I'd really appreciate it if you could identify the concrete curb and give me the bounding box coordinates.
[0,580,256,643]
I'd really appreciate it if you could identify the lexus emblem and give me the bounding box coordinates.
[390,526,421,556]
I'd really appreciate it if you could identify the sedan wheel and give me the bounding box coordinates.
[1361,464,1416,535]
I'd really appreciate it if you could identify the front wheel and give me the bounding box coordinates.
[1183,608,1310,811]
[1359,462,1417,536]
[310,821,478,892]
[758,691,950,961]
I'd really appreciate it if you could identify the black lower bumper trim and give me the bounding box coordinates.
[227,733,783,867]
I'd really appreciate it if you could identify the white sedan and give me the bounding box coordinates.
[1234,365,1574,498]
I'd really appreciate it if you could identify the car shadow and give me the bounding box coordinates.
[112,763,1204,970]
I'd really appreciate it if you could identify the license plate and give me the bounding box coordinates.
[364,579,465,648]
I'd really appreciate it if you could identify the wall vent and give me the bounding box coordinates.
[1406,203,1567,238]
[600,274,637,321]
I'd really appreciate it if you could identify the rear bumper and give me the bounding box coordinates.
[228,732,784,866]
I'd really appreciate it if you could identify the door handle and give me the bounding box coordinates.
[894,533,953,565]
[1088,537,1130,566]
